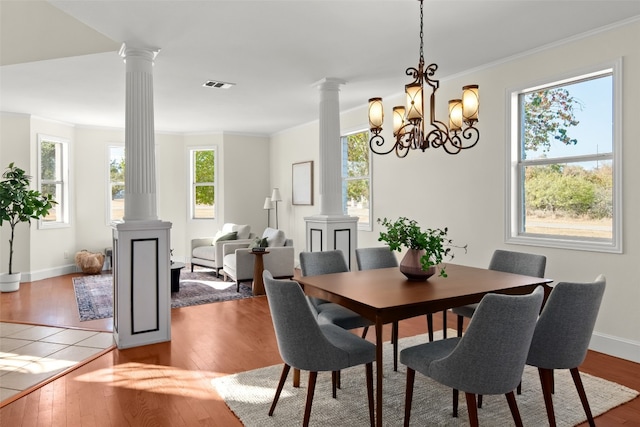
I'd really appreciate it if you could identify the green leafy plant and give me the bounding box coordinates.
[0,163,56,274]
[377,217,466,277]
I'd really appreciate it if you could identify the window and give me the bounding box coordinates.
[38,134,69,228]
[190,148,216,219]
[108,145,125,223]
[507,61,621,252]
[341,130,372,231]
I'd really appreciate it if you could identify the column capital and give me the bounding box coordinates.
[312,77,347,91]
[119,43,160,63]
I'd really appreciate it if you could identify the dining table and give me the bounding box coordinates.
[296,263,553,427]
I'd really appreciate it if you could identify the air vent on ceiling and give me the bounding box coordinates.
[203,80,235,89]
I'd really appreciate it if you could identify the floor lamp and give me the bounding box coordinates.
[271,188,282,229]
[263,197,274,228]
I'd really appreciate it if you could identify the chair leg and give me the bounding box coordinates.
[442,310,447,338]
[268,364,291,416]
[392,321,399,372]
[456,314,463,337]
[303,371,318,427]
[517,380,522,395]
[478,394,483,408]
[570,367,596,427]
[453,388,459,417]
[465,392,479,427]
[426,313,434,342]
[332,371,338,398]
[404,368,416,427]
[361,326,369,339]
[366,362,374,427]
[236,281,240,292]
[337,370,341,389]
[505,391,524,427]
[538,367,557,427]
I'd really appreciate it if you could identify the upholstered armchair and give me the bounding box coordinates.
[190,223,254,275]
[222,227,295,290]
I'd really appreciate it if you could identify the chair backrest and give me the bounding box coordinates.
[489,249,547,278]
[527,275,606,370]
[262,270,349,371]
[299,250,349,276]
[355,246,398,271]
[429,286,545,395]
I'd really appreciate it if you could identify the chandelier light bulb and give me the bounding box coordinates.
[462,85,480,122]
[393,106,406,136]
[405,83,423,120]
[368,98,384,131]
[448,99,463,131]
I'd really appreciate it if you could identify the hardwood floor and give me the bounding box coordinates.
[1,273,639,426]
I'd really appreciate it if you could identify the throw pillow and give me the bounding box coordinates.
[215,231,238,242]
[248,237,261,249]
[263,227,286,247]
[233,224,251,240]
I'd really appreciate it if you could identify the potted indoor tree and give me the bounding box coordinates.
[377,216,466,280]
[0,162,56,292]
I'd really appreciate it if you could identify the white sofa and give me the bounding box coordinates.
[222,227,295,290]
[190,223,254,276]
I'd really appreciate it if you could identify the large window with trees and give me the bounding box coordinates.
[341,130,372,231]
[108,145,125,223]
[508,61,621,252]
[190,148,216,219]
[38,134,69,228]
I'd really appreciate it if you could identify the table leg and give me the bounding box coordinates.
[376,317,383,427]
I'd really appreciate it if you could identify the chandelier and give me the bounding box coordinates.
[368,0,480,157]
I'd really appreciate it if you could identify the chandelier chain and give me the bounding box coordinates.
[419,0,424,64]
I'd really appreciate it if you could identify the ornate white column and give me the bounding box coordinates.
[113,44,171,349]
[305,78,358,269]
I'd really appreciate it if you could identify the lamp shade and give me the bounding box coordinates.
[462,85,479,122]
[263,197,274,210]
[448,99,463,131]
[405,82,423,120]
[271,188,282,202]
[393,106,406,136]
[368,98,384,131]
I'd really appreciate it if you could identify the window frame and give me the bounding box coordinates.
[106,144,125,225]
[341,128,373,232]
[505,59,623,253]
[189,147,217,220]
[37,134,70,229]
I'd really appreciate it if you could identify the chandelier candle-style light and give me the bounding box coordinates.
[368,0,480,157]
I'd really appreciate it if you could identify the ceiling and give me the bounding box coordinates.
[2,0,640,136]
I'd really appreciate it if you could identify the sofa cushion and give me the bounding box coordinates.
[193,245,216,260]
[263,227,286,247]
[233,224,251,239]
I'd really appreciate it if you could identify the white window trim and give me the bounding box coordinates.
[188,146,217,220]
[37,134,70,229]
[341,128,373,232]
[106,143,125,226]
[505,59,623,253]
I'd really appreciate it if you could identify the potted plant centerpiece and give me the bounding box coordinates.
[378,217,465,281]
[0,163,56,292]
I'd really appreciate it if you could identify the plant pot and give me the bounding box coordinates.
[0,272,21,292]
[400,249,436,281]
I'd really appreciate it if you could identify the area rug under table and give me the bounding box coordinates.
[212,331,639,427]
[73,270,253,321]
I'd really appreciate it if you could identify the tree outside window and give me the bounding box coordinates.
[342,130,371,230]
[39,135,68,227]
[191,149,215,219]
[109,146,125,223]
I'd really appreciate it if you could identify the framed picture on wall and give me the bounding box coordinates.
[292,161,313,205]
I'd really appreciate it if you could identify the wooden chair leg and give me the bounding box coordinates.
[506,391,524,427]
[465,392,479,427]
[571,367,596,427]
[366,362,375,427]
[404,368,416,427]
[517,381,522,395]
[293,368,300,388]
[361,326,369,339]
[442,310,447,338]
[269,364,291,416]
[456,314,463,337]
[478,394,483,408]
[303,371,318,427]
[392,321,399,371]
[453,388,459,417]
[332,371,338,398]
[538,367,557,427]
[426,313,434,342]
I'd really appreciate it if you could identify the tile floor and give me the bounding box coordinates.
[0,322,114,403]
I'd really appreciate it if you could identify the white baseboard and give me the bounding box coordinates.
[590,331,640,364]
[23,264,78,282]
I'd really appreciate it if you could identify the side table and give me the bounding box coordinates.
[250,250,270,296]
[170,262,185,293]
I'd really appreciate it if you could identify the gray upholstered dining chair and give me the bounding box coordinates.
[526,275,606,427]
[451,249,547,337]
[299,250,374,337]
[400,286,544,427]
[263,270,376,427]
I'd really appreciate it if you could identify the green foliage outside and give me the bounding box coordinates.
[345,132,369,204]
[110,155,125,197]
[522,88,612,221]
[194,150,215,206]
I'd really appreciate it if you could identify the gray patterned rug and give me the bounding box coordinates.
[73,269,253,321]
[212,330,639,427]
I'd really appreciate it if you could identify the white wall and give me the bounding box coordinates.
[269,21,640,363]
